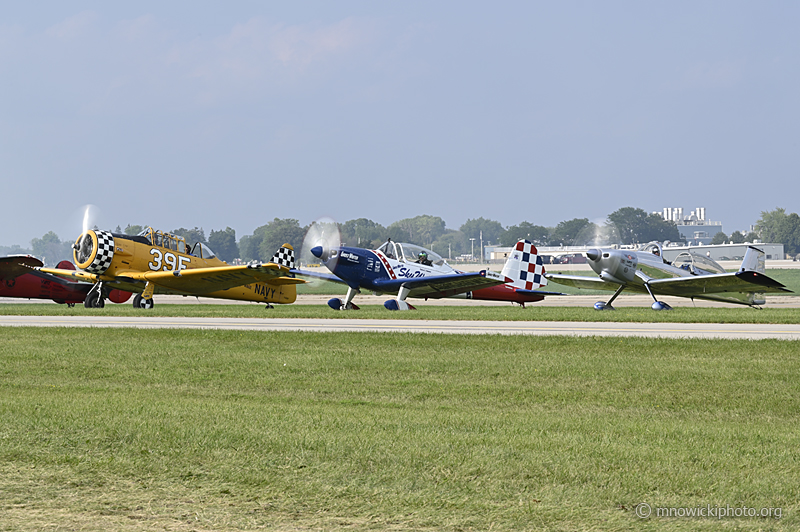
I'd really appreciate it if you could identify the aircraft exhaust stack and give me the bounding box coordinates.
[585,249,601,261]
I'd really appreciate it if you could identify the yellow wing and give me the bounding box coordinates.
[38,267,100,284]
[40,263,303,295]
[127,263,304,294]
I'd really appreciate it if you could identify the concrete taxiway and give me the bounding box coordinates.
[1,315,799,340]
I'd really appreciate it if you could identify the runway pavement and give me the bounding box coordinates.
[1,315,799,340]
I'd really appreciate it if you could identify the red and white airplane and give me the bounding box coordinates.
[295,239,560,310]
[0,255,131,306]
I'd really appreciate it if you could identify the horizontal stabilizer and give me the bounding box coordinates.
[292,268,347,284]
[515,289,566,296]
[0,255,44,281]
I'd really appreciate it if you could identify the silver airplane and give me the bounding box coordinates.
[546,242,791,310]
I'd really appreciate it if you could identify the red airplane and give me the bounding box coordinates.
[0,255,131,307]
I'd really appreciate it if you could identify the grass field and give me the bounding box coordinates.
[2,302,800,324]
[1,329,797,530]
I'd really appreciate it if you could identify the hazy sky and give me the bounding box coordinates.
[2,1,799,247]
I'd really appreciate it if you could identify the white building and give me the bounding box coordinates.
[655,206,723,245]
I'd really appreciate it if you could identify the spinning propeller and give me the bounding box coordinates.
[300,217,341,272]
[73,204,102,263]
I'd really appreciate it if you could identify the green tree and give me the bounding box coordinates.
[607,207,680,244]
[208,227,239,262]
[124,224,144,236]
[238,234,258,262]
[501,222,550,246]
[644,216,681,243]
[253,218,306,262]
[340,218,386,248]
[710,231,728,245]
[30,232,72,266]
[550,218,591,246]
[745,231,759,243]
[0,244,31,256]
[430,230,468,259]
[172,227,207,248]
[387,215,446,246]
[459,217,505,245]
[729,231,746,244]
[755,208,800,255]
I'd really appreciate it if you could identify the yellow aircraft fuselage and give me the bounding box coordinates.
[72,227,298,304]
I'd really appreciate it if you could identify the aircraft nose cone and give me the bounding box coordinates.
[585,248,601,261]
[310,246,323,258]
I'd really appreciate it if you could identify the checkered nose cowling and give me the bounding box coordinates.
[73,230,115,274]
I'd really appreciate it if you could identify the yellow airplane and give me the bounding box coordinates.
[39,227,303,308]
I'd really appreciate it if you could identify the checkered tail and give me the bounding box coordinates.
[500,239,547,290]
[270,244,295,269]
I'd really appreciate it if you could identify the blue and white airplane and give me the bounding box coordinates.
[295,239,558,310]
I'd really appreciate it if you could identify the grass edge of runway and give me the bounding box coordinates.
[2,302,800,324]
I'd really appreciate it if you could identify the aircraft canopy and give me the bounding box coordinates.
[377,241,444,266]
[672,252,726,275]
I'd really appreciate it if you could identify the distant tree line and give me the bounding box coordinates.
[6,207,799,266]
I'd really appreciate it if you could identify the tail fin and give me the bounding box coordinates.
[270,243,296,269]
[501,240,548,290]
[740,246,766,273]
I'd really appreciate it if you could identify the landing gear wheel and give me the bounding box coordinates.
[84,291,104,308]
[132,294,155,309]
[265,303,274,309]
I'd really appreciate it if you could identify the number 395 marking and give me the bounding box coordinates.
[149,249,190,272]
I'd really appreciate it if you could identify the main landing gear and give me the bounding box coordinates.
[643,283,672,311]
[384,285,416,311]
[132,294,154,309]
[594,285,625,311]
[328,286,361,310]
[593,283,672,311]
[84,283,105,308]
